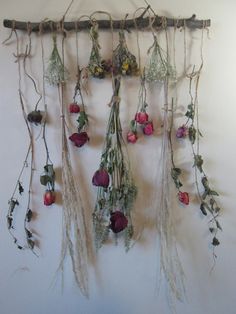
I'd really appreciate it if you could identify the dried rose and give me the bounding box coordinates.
[92,169,109,188]
[27,110,43,124]
[69,132,89,147]
[44,190,55,206]
[135,111,149,124]
[127,131,138,144]
[69,103,80,113]
[178,191,189,205]
[143,121,154,135]
[176,125,188,138]
[110,211,128,233]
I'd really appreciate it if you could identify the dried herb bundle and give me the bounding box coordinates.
[92,78,137,250]
[112,30,138,76]
[145,35,176,83]
[88,22,108,78]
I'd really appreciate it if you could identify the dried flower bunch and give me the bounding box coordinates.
[92,78,137,250]
[112,30,139,76]
[45,35,69,86]
[88,22,110,78]
[127,75,154,143]
[69,68,89,148]
[145,35,176,83]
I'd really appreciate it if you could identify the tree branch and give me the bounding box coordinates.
[3,14,210,33]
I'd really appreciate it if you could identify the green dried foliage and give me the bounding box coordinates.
[40,164,55,191]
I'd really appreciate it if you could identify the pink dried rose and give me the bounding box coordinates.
[92,169,110,188]
[178,191,189,205]
[44,190,55,206]
[69,132,89,147]
[127,131,138,144]
[69,103,80,113]
[135,111,149,124]
[143,121,154,135]
[110,211,128,233]
[176,125,188,138]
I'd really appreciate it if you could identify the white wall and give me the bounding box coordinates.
[0,0,236,313]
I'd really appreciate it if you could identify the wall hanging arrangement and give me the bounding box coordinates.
[3,1,222,310]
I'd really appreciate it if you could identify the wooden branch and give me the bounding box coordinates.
[3,14,210,33]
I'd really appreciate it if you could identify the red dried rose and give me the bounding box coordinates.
[135,111,149,124]
[178,191,189,205]
[44,190,55,206]
[110,211,128,233]
[69,103,80,113]
[143,121,154,135]
[127,131,138,143]
[69,132,89,147]
[92,169,110,188]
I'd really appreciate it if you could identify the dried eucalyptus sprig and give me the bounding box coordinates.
[88,22,108,78]
[92,77,137,250]
[45,34,69,86]
[183,67,222,254]
[113,30,138,76]
[145,35,176,83]
[127,74,153,143]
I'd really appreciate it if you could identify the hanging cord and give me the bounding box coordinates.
[39,21,53,165]
[133,6,151,75]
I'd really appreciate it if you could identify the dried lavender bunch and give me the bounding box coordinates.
[113,30,138,76]
[92,78,137,250]
[45,35,69,86]
[145,35,176,83]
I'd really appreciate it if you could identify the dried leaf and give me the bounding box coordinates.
[216,220,222,231]
[7,216,13,229]
[200,202,207,216]
[185,103,194,120]
[212,237,220,246]
[18,182,24,195]
[27,238,35,250]
[26,210,33,222]
[189,126,196,144]
[194,155,203,173]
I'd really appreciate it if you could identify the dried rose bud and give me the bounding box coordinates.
[110,211,128,233]
[44,190,55,206]
[92,169,109,188]
[127,131,138,144]
[178,191,189,205]
[143,121,154,135]
[69,103,80,113]
[135,111,149,124]
[176,125,188,138]
[27,110,43,124]
[69,132,89,147]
